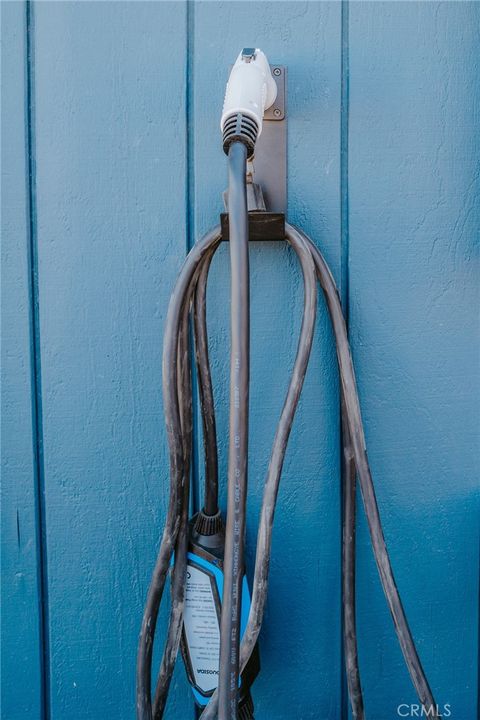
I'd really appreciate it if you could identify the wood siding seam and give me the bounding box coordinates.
[25,2,50,717]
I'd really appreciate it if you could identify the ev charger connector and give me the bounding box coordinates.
[221,48,277,157]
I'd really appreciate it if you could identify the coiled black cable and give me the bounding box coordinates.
[137,216,439,719]
[341,403,364,720]
[196,225,439,720]
[302,230,439,718]
[151,306,192,720]
[153,246,223,720]
[136,229,222,720]
[193,252,219,516]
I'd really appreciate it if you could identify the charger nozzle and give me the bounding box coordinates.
[221,48,277,157]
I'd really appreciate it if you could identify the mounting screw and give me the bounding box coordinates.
[273,67,281,76]
[273,108,281,118]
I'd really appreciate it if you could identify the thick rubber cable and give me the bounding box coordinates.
[139,221,438,719]
[193,253,219,515]
[218,140,250,720]
[152,305,193,720]
[136,228,221,720]
[341,402,364,719]
[199,224,438,719]
[152,246,221,719]
[199,225,318,720]
[299,227,439,718]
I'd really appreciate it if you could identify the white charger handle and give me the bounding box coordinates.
[220,48,277,139]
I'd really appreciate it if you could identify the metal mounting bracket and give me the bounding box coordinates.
[250,65,287,214]
[221,179,285,241]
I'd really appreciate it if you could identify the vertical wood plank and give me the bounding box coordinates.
[348,2,479,718]
[192,3,343,716]
[32,2,191,717]
[1,2,43,717]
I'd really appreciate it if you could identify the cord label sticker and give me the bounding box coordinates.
[183,563,220,693]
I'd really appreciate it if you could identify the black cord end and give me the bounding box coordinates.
[194,509,224,537]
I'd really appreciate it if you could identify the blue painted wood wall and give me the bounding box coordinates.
[2,2,478,719]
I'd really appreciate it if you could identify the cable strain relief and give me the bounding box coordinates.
[238,691,254,720]
[222,112,258,158]
[194,510,224,537]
